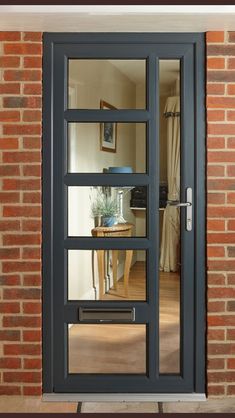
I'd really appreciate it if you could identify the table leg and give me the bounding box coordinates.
[97,250,105,300]
[123,250,133,297]
[112,250,118,290]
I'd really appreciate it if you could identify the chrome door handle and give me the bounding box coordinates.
[166,187,193,231]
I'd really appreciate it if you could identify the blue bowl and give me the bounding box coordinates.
[108,166,133,174]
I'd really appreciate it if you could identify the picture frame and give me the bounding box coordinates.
[100,100,117,153]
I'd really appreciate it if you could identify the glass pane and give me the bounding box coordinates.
[68,324,146,374]
[68,59,146,109]
[68,123,146,173]
[159,60,181,374]
[68,249,146,301]
[68,186,147,237]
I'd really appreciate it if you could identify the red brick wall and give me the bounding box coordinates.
[0,30,234,397]
[0,31,42,396]
[207,31,235,397]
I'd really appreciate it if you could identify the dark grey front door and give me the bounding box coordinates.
[43,33,205,395]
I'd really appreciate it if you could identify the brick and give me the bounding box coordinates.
[208,192,225,204]
[23,32,42,42]
[23,247,41,259]
[228,59,235,70]
[4,69,41,82]
[0,275,21,286]
[0,32,20,41]
[208,288,235,298]
[0,192,19,203]
[207,58,225,69]
[227,85,235,99]
[227,165,235,177]
[23,274,41,286]
[208,358,225,370]
[0,302,20,314]
[207,246,225,257]
[207,97,235,109]
[23,83,41,95]
[228,359,235,369]
[208,342,235,354]
[0,165,20,176]
[0,56,20,68]
[208,260,235,271]
[23,386,41,396]
[0,83,20,94]
[208,301,225,312]
[3,288,41,300]
[208,273,226,286]
[3,206,41,218]
[207,385,225,396]
[0,138,19,149]
[207,165,225,177]
[208,371,235,383]
[228,220,235,230]
[23,110,41,122]
[208,328,225,340]
[227,329,235,340]
[3,178,40,190]
[23,137,41,150]
[0,111,20,123]
[4,344,41,356]
[229,32,235,43]
[208,317,235,327]
[208,125,235,136]
[227,110,235,121]
[24,56,42,68]
[3,234,40,246]
[22,220,41,232]
[23,165,41,177]
[227,301,235,311]
[208,179,235,191]
[3,371,41,383]
[207,71,235,83]
[23,358,41,369]
[4,43,42,55]
[228,246,235,257]
[2,261,40,273]
[0,386,21,395]
[207,220,225,231]
[228,386,235,395]
[23,302,41,314]
[0,248,20,260]
[228,274,235,285]
[3,124,41,135]
[207,32,225,43]
[3,316,41,328]
[207,207,235,217]
[3,96,41,108]
[207,83,225,95]
[0,330,20,341]
[227,138,235,149]
[207,44,235,56]
[23,192,41,204]
[23,330,41,342]
[207,137,225,148]
[0,358,21,369]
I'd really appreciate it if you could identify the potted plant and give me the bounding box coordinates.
[91,193,118,227]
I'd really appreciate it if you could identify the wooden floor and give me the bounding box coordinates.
[69,262,180,374]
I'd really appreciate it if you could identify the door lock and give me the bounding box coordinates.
[166,187,192,232]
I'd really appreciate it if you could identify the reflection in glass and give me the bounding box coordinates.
[159,60,181,374]
[67,123,146,174]
[68,324,146,374]
[68,186,147,237]
[68,59,146,109]
[68,249,146,301]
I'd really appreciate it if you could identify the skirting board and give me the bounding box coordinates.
[43,393,206,402]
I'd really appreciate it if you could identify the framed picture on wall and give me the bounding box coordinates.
[100,100,117,153]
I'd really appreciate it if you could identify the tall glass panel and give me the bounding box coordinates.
[68,59,146,109]
[159,60,181,374]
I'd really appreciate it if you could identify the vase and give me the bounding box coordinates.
[102,216,116,227]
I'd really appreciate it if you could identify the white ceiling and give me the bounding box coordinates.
[0,6,235,32]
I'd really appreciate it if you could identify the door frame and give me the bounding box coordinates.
[42,32,205,395]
